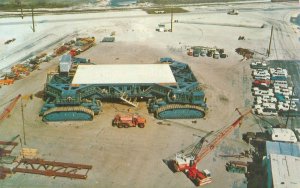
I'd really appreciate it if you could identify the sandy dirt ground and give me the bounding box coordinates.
[0,2,300,188]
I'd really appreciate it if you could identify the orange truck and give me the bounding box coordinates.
[112,114,146,128]
[0,78,14,85]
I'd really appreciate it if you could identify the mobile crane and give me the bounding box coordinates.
[169,109,252,186]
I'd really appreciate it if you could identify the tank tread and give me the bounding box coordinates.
[43,106,94,121]
[155,104,206,119]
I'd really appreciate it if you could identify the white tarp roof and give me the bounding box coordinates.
[270,154,300,188]
[72,64,176,84]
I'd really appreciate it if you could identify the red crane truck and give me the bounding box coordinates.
[169,109,252,186]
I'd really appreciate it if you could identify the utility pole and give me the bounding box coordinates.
[170,7,173,32]
[21,98,26,145]
[285,86,294,127]
[20,0,23,19]
[267,25,273,57]
[31,7,35,32]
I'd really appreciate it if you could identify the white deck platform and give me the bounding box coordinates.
[72,64,176,85]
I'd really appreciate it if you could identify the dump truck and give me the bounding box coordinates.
[112,114,146,128]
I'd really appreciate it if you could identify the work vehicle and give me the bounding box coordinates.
[160,57,174,63]
[238,36,245,40]
[0,78,14,85]
[112,114,146,128]
[200,48,207,56]
[4,38,15,45]
[226,161,248,174]
[213,51,220,59]
[227,9,239,15]
[169,109,251,186]
[193,51,200,57]
[220,53,228,58]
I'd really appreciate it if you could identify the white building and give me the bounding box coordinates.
[266,154,300,188]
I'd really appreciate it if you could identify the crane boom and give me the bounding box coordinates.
[0,94,21,121]
[169,109,252,186]
[192,109,252,167]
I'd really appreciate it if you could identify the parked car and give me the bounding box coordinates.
[277,101,298,111]
[252,80,271,87]
[273,80,288,88]
[256,108,277,116]
[269,67,287,74]
[255,75,271,80]
[254,89,274,97]
[271,76,286,81]
[272,72,288,78]
[250,61,267,69]
[262,102,276,110]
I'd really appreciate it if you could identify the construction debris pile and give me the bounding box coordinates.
[0,37,96,88]
[187,46,228,59]
[0,136,92,180]
[235,48,254,59]
[0,53,49,86]
[58,37,95,57]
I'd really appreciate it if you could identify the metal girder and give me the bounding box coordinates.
[0,166,12,179]
[13,158,92,179]
[0,141,18,157]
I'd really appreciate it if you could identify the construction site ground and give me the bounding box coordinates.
[1,2,300,188]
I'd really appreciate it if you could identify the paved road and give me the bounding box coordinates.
[0,3,299,26]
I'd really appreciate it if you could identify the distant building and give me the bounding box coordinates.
[271,0,298,2]
[154,10,165,14]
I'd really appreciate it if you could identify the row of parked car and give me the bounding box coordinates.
[250,61,299,116]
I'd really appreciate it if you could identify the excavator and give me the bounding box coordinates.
[168,109,252,186]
